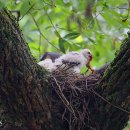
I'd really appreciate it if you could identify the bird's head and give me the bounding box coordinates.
[81,49,94,74]
[81,49,93,62]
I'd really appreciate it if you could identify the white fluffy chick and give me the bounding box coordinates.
[38,49,93,73]
[54,49,93,73]
[38,59,56,72]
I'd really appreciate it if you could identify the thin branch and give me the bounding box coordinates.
[92,89,130,114]
[38,34,42,59]
[52,76,77,118]
[42,5,61,39]
[86,10,103,30]
[18,1,60,51]
[29,12,60,51]
[42,0,56,7]
[19,3,34,21]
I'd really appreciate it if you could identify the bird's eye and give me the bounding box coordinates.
[88,52,90,55]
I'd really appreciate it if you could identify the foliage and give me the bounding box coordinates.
[124,120,130,130]
[1,0,130,68]
[0,0,130,129]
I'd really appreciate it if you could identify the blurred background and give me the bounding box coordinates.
[1,0,130,69]
[0,0,130,128]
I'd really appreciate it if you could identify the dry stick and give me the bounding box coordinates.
[92,89,130,114]
[85,78,88,91]
[53,64,65,72]
[51,68,101,129]
[62,108,67,120]
[69,113,72,130]
[70,85,90,130]
[52,76,77,118]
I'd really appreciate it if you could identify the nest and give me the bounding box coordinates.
[48,64,101,130]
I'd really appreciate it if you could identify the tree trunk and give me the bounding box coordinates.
[0,9,52,130]
[96,36,130,130]
[0,9,129,130]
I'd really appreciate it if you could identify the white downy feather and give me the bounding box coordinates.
[38,49,92,73]
[54,49,91,73]
[38,59,56,72]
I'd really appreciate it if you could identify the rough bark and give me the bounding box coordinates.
[0,9,130,130]
[0,9,52,130]
[96,36,130,130]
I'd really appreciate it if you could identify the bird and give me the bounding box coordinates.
[38,49,94,74]
[54,49,94,73]
[38,59,57,72]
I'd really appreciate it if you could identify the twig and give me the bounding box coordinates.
[29,12,60,51]
[49,67,100,130]
[19,3,35,21]
[38,34,41,59]
[42,3,61,38]
[52,76,77,118]
[92,89,130,114]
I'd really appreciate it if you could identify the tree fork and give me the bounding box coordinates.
[0,9,130,130]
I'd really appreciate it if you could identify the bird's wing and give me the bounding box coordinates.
[40,52,62,62]
[61,52,82,64]
[68,51,80,55]
[55,52,86,68]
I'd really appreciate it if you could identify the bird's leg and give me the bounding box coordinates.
[89,66,94,74]
[86,61,94,74]
[84,68,89,75]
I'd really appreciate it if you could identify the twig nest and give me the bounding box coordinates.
[48,67,100,130]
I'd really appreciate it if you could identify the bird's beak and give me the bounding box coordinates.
[89,54,92,61]
[86,54,94,74]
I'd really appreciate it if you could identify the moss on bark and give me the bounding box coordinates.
[0,9,130,130]
[0,9,51,130]
[95,34,130,130]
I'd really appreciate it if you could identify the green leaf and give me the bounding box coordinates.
[58,38,71,53]
[0,0,8,8]
[58,38,66,53]
[29,43,39,51]
[54,31,61,38]
[20,0,30,17]
[45,25,53,30]
[87,37,96,44]
[0,3,4,9]
[64,32,80,40]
